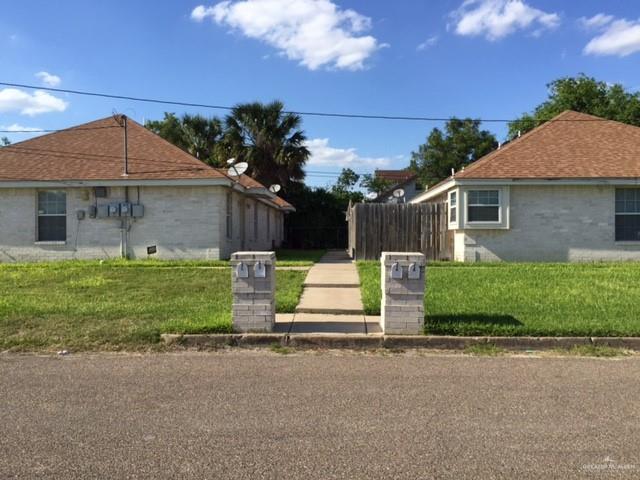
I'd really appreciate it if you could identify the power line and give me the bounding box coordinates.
[0,81,614,124]
[0,125,119,133]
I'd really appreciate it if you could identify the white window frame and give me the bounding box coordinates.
[466,189,501,225]
[447,189,458,230]
[459,186,510,230]
[36,190,67,243]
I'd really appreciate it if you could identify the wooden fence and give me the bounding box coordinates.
[347,202,451,261]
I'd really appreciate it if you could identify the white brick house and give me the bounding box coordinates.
[411,111,640,262]
[0,116,294,262]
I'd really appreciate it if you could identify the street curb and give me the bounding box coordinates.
[161,334,640,351]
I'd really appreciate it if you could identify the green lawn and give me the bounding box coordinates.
[0,263,306,351]
[357,261,640,337]
[275,249,327,265]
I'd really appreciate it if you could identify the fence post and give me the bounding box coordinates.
[380,252,426,335]
[230,251,276,332]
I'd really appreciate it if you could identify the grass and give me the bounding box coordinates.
[357,261,640,337]
[464,344,506,356]
[0,263,306,351]
[556,345,630,357]
[269,343,294,355]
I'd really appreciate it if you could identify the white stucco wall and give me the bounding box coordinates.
[454,185,640,262]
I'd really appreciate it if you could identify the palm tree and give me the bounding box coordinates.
[223,101,309,188]
[146,113,224,166]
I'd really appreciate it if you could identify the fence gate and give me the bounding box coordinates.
[346,202,451,261]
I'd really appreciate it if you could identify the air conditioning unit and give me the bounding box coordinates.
[94,187,108,198]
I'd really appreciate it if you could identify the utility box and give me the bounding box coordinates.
[96,205,109,218]
[131,204,144,218]
[108,203,120,217]
[119,203,131,217]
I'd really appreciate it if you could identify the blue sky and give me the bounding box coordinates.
[1,0,639,187]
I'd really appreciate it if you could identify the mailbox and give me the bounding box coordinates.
[408,262,421,279]
[254,261,266,278]
[235,262,249,278]
[390,262,403,279]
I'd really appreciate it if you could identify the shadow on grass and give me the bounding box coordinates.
[426,314,523,336]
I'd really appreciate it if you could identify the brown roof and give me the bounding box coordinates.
[375,169,416,182]
[0,116,227,182]
[272,195,295,211]
[457,110,640,179]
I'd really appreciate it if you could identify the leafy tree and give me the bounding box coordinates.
[359,174,392,197]
[410,118,497,187]
[333,168,360,193]
[1,137,10,146]
[222,101,309,189]
[509,75,640,137]
[145,113,224,165]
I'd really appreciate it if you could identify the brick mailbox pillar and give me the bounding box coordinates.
[380,252,426,335]
[230,251,276,333]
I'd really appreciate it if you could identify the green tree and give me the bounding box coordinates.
[410,118,497,187]
[222,101,309,189]
[509,75,640,137]
[145,113,224,165]
[1,137,10,146]
[359,174,392,196]
[332,168,364,203]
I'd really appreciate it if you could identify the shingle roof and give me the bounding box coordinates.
[0,116,227,181]
[375,169,416,183]
[457,110,640,179]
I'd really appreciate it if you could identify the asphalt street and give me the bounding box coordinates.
[1,350,640,479]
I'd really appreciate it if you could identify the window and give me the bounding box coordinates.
[37,190,66,242]
[449,191,457,223]
[226,192,232,239]
[467,190,500,222]
[615,189,640,241]
[254,203,259,240]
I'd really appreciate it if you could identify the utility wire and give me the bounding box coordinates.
[0,81,615,124]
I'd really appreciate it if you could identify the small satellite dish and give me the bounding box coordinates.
[269,184,281,193]
[228,161,248,177]
[226,158,236,165]
[392,188,405,198]
[366,192,377,200]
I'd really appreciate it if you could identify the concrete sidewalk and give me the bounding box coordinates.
[278,250,379,334]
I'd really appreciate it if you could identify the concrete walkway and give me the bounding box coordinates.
[276,250,381,334]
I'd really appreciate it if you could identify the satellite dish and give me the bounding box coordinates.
[226,158,236,165]
[269,184,281,193]
[392,188,405,198]
[227,162,248,177]
[366,192,377,200]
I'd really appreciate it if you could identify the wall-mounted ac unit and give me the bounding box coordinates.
[94,187,108,198]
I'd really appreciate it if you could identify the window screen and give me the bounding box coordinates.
[615,189,640,241]
[467,190,499,222]
[37,191,66,241]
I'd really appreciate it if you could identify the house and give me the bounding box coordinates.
[373,169,423,203]
[0,115,294,262]
[411,110,640,262]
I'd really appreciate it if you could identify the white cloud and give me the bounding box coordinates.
[35,71,61,87]
[417,36,438,51]
[451,0,560,41]
[579,13,614,30]
[305,138,393,168]
[583,15,640,57]
[0,88,68,116]
[191,0,383,70]
[0,123,41,132]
